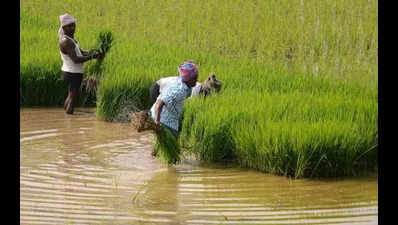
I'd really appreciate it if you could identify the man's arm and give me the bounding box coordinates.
[59,38,98,63]
[80,48,90,56]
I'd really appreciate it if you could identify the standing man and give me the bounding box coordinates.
[150,60,199,138]
[58,13,102,114]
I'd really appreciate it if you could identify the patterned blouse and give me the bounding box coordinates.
[150,77,192,132]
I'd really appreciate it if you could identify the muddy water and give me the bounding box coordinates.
[20,108,378,225]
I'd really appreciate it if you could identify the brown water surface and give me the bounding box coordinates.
[20,108,378,225]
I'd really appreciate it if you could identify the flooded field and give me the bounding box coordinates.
[20,108,378,225]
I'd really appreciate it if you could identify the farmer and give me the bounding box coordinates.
[149,60,199,137]
[149,72,221,105]
[58,13,103,114]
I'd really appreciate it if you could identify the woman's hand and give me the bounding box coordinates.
[153,99,164,133]
[154,120,161,133]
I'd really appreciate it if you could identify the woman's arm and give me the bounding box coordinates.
[153,99,165,132]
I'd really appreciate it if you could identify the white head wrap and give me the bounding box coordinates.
[58,13,76,41]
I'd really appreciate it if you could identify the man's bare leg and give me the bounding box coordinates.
[64,91,72,110]
[66,91,76,114]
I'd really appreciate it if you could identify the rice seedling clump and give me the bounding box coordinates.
[154,127,181,165]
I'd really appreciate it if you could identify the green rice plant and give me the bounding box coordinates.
[232,118,377,178]
[94,38,205,121]
[97,31,114,56]
[20,0,378,83]
[82,31,114,102]
[155,127,181,165]
[180,84,377,178]
[87,31,114,75]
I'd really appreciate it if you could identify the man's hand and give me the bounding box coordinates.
[89,50,102,59]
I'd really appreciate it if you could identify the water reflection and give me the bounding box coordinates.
[20,108,378,225]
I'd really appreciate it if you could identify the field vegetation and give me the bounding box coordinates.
[20,0,378,178]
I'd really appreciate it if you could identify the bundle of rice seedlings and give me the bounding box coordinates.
[83,31,114,95]
[129,110,180,164]
[200,72,222,97]
[130,110,157,132]
[81,76,98,95]
[97,31,114,57]
[154,127,181,165]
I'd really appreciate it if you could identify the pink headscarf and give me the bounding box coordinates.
[178,60,199,82]
[58,13,76,41]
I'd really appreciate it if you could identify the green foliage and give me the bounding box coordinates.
[88,31,114,75]
[81,31,115,104]
[181,85,377,178]
[155,127,181,165]
[97,31,114,55]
